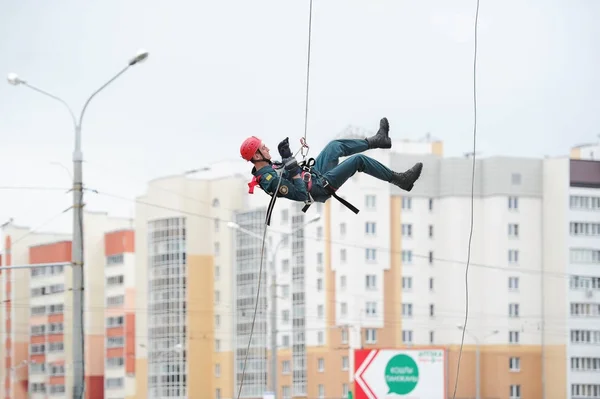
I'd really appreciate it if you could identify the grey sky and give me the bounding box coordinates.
[0,0,598,234]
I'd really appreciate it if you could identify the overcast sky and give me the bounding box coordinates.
[0,0,598,236]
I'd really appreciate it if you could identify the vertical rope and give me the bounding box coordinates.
[302,0,314,147]
[451,0,481,397]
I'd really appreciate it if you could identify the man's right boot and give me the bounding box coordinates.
[365,117,392,149]
[390,162,423,192]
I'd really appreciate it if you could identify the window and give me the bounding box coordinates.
[318,331,324,345]
[509,303,520,317]
[366,302,377,317]
[214,242,220,255]
[366,329,377,343]
[509,331,520,344]
[510,384,521,399]
[402,277,412,290]
[509,357,520,371]
[429,304,435,317]
[282,259,290,272]
[341,329,348,344]
[508,223,519,237]
[282,386,291,399]
[402,197,412,210]
[366,275,377,290]
[215,314,221,327]
[318,358,324,372]
[402,224,412,237]
[509,277,519,291]
[571,329,600,344]
[316,226,323,240]
[402,303,413,317]
[365,248,376,261]
[429,278,434,291]
[106,254,124,265]
[318,384,325,399]
[216,388,221,399]
[340,275,347,290]
[429,251,434,264]
[282,360,291,373]
[317,278,323,291]
[571,356,600,371]
[365,222,376,235]
[106,275,124,286]
[106,357,124,368]
[570,222,600,236]
[214,265,220,280]
[429,331,434,344]
[214,363,221,377]
[340,249,347,262]
[282,335,290,347]
[508,196,519,210]
[106,295,125,307]
[511,173,521,185]
[317,305,324,319]
[570,248,600,264]
[214,219,219,232]
[281,310,289,323]
[317,252,323,265]
[365,195,376,208]
[107,336,125,348]
[402,330,413,344]
[402,250,413,264]
[428,198,433,210]
[215,339,221,351]
[342,356,349,370]
[340,223,346,235]
[508,250,519,263]
[215,290,220,304]
[341,302,348,317]
[429,225,434,238]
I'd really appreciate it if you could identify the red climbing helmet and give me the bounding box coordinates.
[240,136,262,161]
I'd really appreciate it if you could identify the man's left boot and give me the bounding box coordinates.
[366,117,392,149]
[390,162,423,192]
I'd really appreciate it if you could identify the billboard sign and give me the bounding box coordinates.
[354,348,446,398]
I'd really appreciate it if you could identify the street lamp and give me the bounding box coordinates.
[7,49,148,399]
[228,213,321,399]
[456,325,499,399]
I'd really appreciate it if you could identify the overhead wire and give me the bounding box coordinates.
[452,0,481,397]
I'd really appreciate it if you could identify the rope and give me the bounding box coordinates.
[301,0,314,160]
[236,173,283,399]
[451,0,481,397]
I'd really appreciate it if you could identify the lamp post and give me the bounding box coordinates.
[7,49,149,399]
[228,213,321,399]
[456,325,499,399]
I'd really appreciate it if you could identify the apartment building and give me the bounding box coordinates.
[0,211,134,399]
[104,228,136,399]
[544,143,600,399]
[133,160,248,399]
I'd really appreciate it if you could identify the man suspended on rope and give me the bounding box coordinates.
[240,117,423,209]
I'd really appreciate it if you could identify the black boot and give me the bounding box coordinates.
[390,162,423,192]
[365,117,392,149]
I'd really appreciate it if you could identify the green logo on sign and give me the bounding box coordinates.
[384,354,419,395]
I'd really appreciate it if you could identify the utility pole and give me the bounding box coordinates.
[7,50,148,399]
[457,326,498,399]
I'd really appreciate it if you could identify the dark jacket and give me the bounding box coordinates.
[250,163,310,202]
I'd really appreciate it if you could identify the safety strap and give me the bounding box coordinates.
[299,159,360,214]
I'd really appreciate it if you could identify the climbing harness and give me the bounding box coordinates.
[296,156,360,215]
